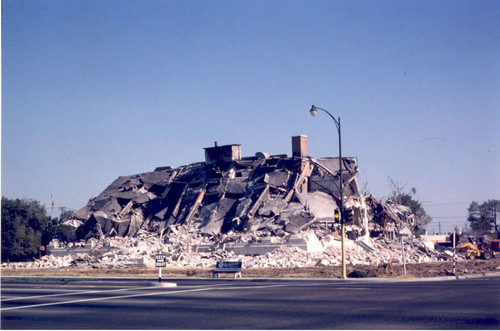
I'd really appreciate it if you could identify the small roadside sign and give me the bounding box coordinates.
[449,233,460,244]
[155,253,167,283]
[155,253,167,268]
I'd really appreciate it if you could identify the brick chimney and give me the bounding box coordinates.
[292,135,307,158]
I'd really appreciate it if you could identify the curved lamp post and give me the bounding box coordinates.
[309,105,346,279]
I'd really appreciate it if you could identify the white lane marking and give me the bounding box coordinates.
[0,283,289,311]
[0,282,371,311]
[0,283,227,302]
[271,283,371,290]
[1,286,153,302]
[2,287,91,293]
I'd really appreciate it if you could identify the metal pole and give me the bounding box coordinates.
[310,106,346,279]
[159,267,162,283]
[338,117,346,280]
[452,232,456,275]
[401,236,406,275]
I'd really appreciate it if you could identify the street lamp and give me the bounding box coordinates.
[309,105,347,279]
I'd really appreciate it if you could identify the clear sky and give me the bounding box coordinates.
[2,0,499,234]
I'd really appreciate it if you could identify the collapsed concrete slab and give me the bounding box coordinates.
[297,191,337,223]
[259,198,288,217]
[61,219,83,242]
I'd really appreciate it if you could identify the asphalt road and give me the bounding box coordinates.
[1,276,500,329]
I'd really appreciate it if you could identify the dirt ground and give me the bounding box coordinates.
[2,258,499,279]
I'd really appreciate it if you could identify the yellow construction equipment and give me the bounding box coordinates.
[460,237,499,260]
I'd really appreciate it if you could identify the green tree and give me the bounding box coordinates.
[1,197,60,262]
[59,209,74,223]
[40,216,62,247]
[467,200,500,238]
[387,177,432,235]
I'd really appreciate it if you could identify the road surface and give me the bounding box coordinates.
[2,276,499,329]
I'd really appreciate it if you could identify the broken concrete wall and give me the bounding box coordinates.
[204,143,242,164]
[308,157,360,197]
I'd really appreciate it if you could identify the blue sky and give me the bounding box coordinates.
[2,0,499,234]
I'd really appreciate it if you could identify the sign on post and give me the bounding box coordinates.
[449,233,460,245]
[155,253,167,268]
[155,253,167,282]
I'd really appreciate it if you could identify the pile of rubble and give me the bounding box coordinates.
[61,137,415,242]
[4,226,455,270]
[7,136,450,270]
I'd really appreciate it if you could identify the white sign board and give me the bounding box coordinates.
[155,253,167,268]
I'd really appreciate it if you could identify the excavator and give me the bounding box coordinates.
[460,237,499,260]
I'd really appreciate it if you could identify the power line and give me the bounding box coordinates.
[421,201,469,206]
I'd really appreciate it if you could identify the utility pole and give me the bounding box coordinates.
[51,193,55,216]
[438,222,442,235]
[58,207,66,221]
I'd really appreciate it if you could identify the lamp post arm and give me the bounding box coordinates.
[312,106,342,203]
[313,106,340,132]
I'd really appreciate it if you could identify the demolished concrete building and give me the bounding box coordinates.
[61,136,415,254]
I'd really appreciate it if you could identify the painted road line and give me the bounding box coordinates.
[1,282,367,303]
[0,282,236,302]
[0,283,290,312]
[1,285,160,302]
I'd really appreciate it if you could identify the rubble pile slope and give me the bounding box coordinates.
[38,139,450,269]
[12,229,448,270]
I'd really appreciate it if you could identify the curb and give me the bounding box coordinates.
[2,272,500,283]
[342,271,500,282]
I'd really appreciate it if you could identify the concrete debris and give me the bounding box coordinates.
[61,219,83,242]
[9,136,454,271]
[283,210,315,234]
[297,192,337,222]
[259,198,288,217]
[364,195,415,239]
[5,229,459,270]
